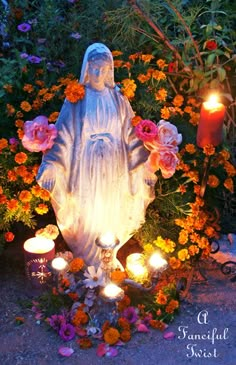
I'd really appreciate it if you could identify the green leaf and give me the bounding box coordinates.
[217,67,226,82]
[205,53,216,67]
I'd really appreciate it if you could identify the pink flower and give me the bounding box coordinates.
[135,119,158,142]
[22,115,57,152]
[147,147,179,178]
[156,120,182,147]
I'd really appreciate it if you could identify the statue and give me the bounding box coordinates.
[37,43,156,268]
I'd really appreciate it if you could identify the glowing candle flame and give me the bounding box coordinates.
[24,236,55,254]
[149,252,167,270]
[51,257,68,271]
[99,232,116,248]
[126,253,148,279]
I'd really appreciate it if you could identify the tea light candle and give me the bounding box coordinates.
[101,283,124,301]
[148,252,168,274]
[126,253,148,280]
[197,94,226,147]
[51,257,68,272]
[95,232,119,249]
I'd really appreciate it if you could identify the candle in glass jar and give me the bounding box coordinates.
[197,94,226,148]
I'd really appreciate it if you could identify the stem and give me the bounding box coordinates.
[128,0,184,65]
[165,0,204,69]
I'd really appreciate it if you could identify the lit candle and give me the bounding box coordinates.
[126,253,148,281]
[197,94,226,148]
[51,257,68,271]
[148,252,168,274]
[95,232,119,249]
[23,236,55,288]
[101,283,124,301]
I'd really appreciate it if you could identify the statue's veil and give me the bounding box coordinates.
[79,43,115,88]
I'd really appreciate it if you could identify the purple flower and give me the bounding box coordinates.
[20,52,29,59]
[28,55,42,64]
[122,306,138,324]
[70,32,81,40]
[17,23,31,32]
[9,137,19,145]
[48,314,66,332]
[59,323,75,341]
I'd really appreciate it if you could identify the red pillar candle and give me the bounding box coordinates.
[197,95,226,148]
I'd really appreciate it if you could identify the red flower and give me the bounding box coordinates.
[168,62,176,73]
[4,232,15,242]
[205,40,217,51]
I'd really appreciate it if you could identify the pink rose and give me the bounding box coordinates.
[147,147,179,178]
[156,120,182,147]
[22,115,57,152]
[135,119,158,142]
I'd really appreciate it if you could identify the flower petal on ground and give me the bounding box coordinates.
[58,346,74,357]
[163,331,175,340]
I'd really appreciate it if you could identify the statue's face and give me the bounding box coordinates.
[88,59,110,90]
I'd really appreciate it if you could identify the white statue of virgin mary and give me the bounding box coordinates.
[37,43,156,268]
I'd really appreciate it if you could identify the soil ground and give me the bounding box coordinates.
[0,233,235,365]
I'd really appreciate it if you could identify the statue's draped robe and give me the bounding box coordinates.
[38,86,155,266]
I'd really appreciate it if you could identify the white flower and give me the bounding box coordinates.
[83,266,105,288]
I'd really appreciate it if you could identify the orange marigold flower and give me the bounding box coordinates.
[156,59,168,69]
[207,175,220,188]
[0,194,7,204]
[184,106,193,114]
[184,170,199,183]
[8,170,17,181]
[22,203,30,212]
[203,144,215,156]
[15,165,27,177]
[155,88,167,102]
[177,184,187,195]
[32,98,43,110]
[189,232,200,243]
[118,317,130,331]
[113,60,123,68]
[7,199,19,211]
[188,245,199,256]
[149,319,166,331]
[72,309,89,326]
[3,84,13,93]
[43,93,54,101]
[77,338,92,349]
[40,189,51,201]
[4,232,15,242]
[102,320,111,333]
[224,177,234,193]
[15,119,24,128]
[23,172,34,184]
[169,257,181,270]
[117,294,131,312]
[204,226,216,238]
[110,269,126,284]
[23,84,34,93]
[17,128,24,140]
[128,52,141,61]
[35,80,45,87]
[32,164,39,176]
[185,143,196,154]
[224,162,236,177]
[104,327,120,345]
[173,94,184,107]
[219,149,230,161]
[112,50,123,57]
[69,257,84,272]
[198,237,209,250]
[178,248,190,261]
[189,112,200,126]
[160,106,170,120]
[0,138,8,150]
[35,203,48,215]
[38,88,48,96]
[19,190,32,202]
[20,101,32,112]
[6,103,15,116]
[48,112,59,123]
[152,70,166,81]
[0,186,2,194]
[137,73,150,83]
[121,79,137,99]
[31,185,42,197]
[65,81,85,103]
[131,115,142,126]
[165,299,179,314]
[15,152,27,164]
[120,330,131,342]
[194,185,201,196]
[141,54,154,63]
[178,230,188,245]
[156,290,168,305]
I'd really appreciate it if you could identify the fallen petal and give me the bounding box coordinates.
[163,331,175,340]
[96,343,107,357]
[58,347,74,357]
[106,347,118,357]
[137,323,149,333]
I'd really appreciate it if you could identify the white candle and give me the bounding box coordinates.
[24,236,55,254]
[51,257,68,271]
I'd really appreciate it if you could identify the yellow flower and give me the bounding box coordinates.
[178,249,190,261]
[35,203,48,215]
[121,79,137,99]
[152,70,166,81]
